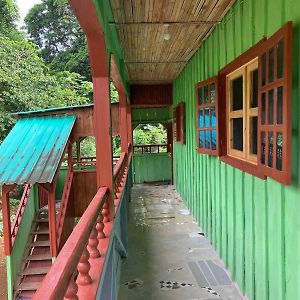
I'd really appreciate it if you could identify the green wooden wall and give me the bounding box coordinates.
[173,0,300,299]
[6,185,38,300]
[132,153,172,183]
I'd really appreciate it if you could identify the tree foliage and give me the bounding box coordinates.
[0,0,19,37]
[0,32,92,142]
[133,124,167,145]
[24,0,91,80]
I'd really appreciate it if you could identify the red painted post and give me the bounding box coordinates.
[93,77,114,221]
[2,184,15,255]
[119,91,128,154]
[77,248,92,285]
[126,103,133,146]
[88,225,100,258]
[96,214,105,239]
[42,183,58,257]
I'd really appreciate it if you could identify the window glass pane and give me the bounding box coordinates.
[210,83,216,104]
[251,117,258,155]
[204,85,209,104]
[276,133,283,171]
[251,69,258,108]
[261,93,266,125]
[210,108,216,127]
[232,118,243,151]
[269,47,274,83]
[277,39,284,79]
[199,131,205,148]
[277,86,283,124]
[198,87,203,105]
[268,89,274,124]
[262,53,266,86]
[268,132,274,168]
[211,130,217,150]
[232,76,243,111]
[204,108,210,127]
[261,131,266,165]
[205,131,211,149]
[198,109,204,128]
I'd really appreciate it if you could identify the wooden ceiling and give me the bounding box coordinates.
[110,0,236,84]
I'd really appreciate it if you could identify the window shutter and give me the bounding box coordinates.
[195,77,219,155]
[257,22,292,185]
[174,102,185,144]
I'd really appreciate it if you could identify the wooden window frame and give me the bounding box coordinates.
[226,58,258,163]
[195,77,219,155]
[218,22,292,184]
[219,38,267,179]
[174,102,185,144]
[257,22,292,185]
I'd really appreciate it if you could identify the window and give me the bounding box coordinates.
[174,102,185,144]
[218,22,292,185]
[196,77,219,155]
[226,58,258,163]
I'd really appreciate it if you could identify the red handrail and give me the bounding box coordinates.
[56,168,74,249]
[11,184,32,246]
[33,187,108,300]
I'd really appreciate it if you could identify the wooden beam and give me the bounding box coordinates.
[2,184,16,255]
[119,91,128,154]
[110,21,218,25]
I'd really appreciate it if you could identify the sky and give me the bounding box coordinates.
[16,0,41,24]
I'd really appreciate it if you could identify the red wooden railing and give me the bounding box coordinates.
[33,187,109,300]
[133,144,168,154]
[11,184,32,246]
[113,152,128,212]
[56,168,74,249]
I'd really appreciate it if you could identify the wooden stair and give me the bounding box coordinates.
[14,209,52,299]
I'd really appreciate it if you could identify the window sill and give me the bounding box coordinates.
[220,155,266,180]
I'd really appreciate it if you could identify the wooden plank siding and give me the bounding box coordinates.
[173,1,300,300]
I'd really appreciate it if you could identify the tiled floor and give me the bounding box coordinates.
[118,184,246,300]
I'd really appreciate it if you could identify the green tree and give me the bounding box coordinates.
[24,0,91,80]
[0,35,92,142]
[133,123,167,145]
[0,0,19,37]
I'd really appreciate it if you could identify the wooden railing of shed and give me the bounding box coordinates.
[33,150,131,299]
[33,187,108,300]
[11,184,33,247]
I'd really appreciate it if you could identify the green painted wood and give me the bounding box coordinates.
[132,153,171,184]
[6,185,38,300]
[173,1,300,299]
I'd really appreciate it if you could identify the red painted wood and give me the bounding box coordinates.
[32,187,108,300]
[119,91,129,154]
[68,0,108,78]
[130,84,173,107]
[127,104,133,145]
[2,184,15,255]
[11,184,32,246]
[93,77,114,220]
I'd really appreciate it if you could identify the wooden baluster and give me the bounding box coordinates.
[102,201,109,223]
[96,213,105,239]
[77,248,92,286]
[64,277,79,300]
[88,225,100,258]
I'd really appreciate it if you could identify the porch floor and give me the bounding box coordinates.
[118,184,245,300]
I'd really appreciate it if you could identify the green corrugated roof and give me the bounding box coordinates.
[0,115,76,185]
[14,104,94,117]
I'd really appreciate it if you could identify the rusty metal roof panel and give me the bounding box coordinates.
[0,115,76,185]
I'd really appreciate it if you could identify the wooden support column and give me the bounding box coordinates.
[2,184,16,255]
[126,103,133,146]
[119,90,128,154]
[93,77,114,220]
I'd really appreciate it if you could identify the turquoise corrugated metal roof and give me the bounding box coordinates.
[14,104,94,117]
[0,115,76,185]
